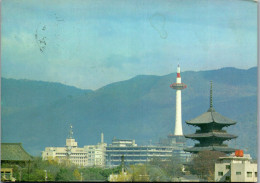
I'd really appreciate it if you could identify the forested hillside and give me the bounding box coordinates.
[1,67,257,158]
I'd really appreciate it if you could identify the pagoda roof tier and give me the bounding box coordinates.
[1,143,33,161]
[184,145,236,153]
[185,132,237,139]
[186,110,236,126]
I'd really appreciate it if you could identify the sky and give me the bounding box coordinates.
[1,0,257,90]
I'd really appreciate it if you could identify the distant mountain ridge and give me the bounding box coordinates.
[1,78,92,115]
[1,67,257,158]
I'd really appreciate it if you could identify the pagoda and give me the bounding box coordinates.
[184,81,237,154]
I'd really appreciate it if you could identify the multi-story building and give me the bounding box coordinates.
[42,126,106,167]
[84,133,106,167]
[106,138,174,167]
[215,150,257,182]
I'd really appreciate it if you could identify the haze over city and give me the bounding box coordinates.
[2,0,257,90]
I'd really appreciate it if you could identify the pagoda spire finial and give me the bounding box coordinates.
[207,81,215,112]
[210,81,213,108]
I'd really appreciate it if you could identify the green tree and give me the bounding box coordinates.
[81,167,106,181]
[149,156,183,179]
[188,150,226,181]
[128,164,149,182]
[55,168,74,181]
[73,169,81,180]
[29,169,45,181]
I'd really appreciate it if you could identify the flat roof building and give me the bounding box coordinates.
[106,138,173,167]
[215,151,257,182]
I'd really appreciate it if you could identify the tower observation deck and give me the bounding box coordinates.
[158,65,190,162]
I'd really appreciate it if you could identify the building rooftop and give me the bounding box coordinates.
[1,143,33,161]
[184,145,236,153]
[185,132,237,139]
[186,111,236,126]
[217,153,253,161]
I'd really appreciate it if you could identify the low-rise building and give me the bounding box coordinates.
[1,143,33,182]
[42,126,106,167]
[215,150,257,182]
[106,138,173,167]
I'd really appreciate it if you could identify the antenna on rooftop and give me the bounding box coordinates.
[68,125,74,139]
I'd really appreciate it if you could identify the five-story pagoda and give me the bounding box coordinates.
[184,81,237,154]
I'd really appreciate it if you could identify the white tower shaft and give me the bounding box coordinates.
[174,65,183,136]
[174,89,183,135]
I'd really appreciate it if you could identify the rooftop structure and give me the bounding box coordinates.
[1,143,33,162]
[215,150,257,182]
[184,81,237,154]
[110,139,137,147]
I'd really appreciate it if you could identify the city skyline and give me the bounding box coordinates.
[2,0,257,90]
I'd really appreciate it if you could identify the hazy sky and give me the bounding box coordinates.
[2,0,257,90]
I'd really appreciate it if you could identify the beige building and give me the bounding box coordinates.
[84,133,106,166]
[42,126,106,167]
[215,152,257,182]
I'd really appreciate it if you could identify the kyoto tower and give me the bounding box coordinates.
[170,65,187,136]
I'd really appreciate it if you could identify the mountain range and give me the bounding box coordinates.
[1,67,257,158]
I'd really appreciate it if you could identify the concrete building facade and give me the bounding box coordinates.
[215,153,257,182]
[42,126,106,167]
[84,142,106,167]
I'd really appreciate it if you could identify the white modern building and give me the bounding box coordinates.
[42,126,106,167]
[106,138,174,167]
[84,133,106,167]
[215,152,257,182]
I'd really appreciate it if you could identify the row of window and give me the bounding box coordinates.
[70,153,87,156]
[106,148,172,151]
[218,171,257,177]
[51,152,87,156]
[106,151,171,155]
[70,157,87,159]
[72,160,87,163]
